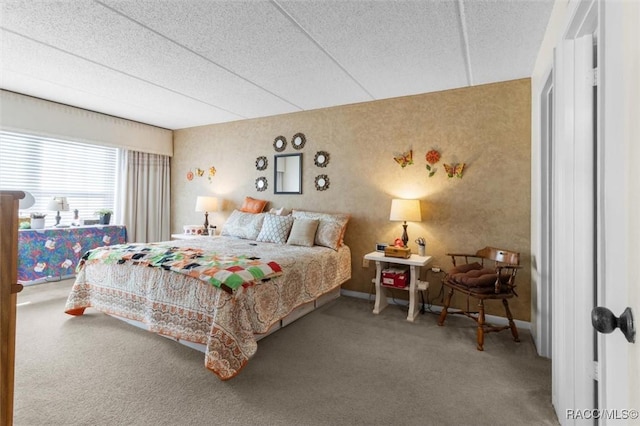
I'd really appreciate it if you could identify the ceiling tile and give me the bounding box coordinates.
[280,0,470,98]
[462,0,555,85]
[101,0,373,110]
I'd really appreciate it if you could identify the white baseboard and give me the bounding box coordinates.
[340,288,530,331]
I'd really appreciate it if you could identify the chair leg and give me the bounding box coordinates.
[502,299,520,342]
[437,287,454,326]
[476,299,485,351]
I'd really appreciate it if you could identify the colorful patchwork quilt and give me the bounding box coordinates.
[79,243,282,293]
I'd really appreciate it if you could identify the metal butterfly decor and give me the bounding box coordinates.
[443,163,465,178]
[394,150,414,168]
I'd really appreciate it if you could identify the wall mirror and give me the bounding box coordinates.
[292,133,306,150]
[314,151,330,167]
[273,136,286,152]
[255,156,267,170]
[255,176,268,192]
[315,174,330,191]
[274,153,302,194]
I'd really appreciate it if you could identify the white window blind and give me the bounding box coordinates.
[0,131,118,227]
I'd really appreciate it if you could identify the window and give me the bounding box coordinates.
[0,131,118,227]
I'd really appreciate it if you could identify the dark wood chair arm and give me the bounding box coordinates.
[445,253,485,267]
[494,265,520,295]
[496,264,522,271]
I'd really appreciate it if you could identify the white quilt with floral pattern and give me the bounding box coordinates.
[64,236,351,380]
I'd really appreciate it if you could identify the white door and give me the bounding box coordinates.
[596,1,639,422]
[552,31,596,421]
[552,1,639,424]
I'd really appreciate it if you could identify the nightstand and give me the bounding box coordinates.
[171,233,219,240]
[364,251,432,322]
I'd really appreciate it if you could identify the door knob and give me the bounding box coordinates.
[591,307,635,343]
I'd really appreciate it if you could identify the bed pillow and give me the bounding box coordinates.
[240,196,268,213]
[220,210,265,240]
[256,214,294,244]
[268,207,292,216]
[291,210,350,250]
[287,218,319,247]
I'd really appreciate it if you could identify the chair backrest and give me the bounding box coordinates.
[475,246,519,265]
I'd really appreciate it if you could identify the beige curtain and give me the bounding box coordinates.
[117,150,171,243]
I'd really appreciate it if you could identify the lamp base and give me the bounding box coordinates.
[202,212,210,236]
[401,222,408,247]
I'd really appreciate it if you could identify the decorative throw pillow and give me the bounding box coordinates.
[291,210,350,250]
[287,218,320,247]
[256,214,294,244]
[240,196,268,213]
[268,207,292,216]
[220,210,265,240]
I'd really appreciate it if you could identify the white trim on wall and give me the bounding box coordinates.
[0,90,173,156]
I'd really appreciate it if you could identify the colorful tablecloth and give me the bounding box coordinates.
[18,225,127,284]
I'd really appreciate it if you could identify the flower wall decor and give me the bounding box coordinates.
[425,149,441,177]
[186,166,216,183]
[393,149,413,168]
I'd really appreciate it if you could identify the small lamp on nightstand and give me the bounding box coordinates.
[195,196,218,236]
[389,199,422,247]
[47,196,70,227]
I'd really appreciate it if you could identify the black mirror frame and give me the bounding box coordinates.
[274,153,302,194]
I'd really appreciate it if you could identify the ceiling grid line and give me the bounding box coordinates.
[0,27,245,120]
[456,0,474,86]
[93,0,304,112]
[270,0,376,101]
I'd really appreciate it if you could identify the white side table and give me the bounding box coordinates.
[364,251,432,322]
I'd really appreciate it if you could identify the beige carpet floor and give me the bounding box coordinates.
[13,280,558,426]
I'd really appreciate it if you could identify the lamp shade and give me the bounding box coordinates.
[195,196,218,212]
[47,197,69,212]
[19,191,35,209]
[389,199,421,222]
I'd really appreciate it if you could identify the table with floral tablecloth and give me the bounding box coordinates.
[18,225,127,284]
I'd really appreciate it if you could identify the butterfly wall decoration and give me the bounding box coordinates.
[443,163,465,178]
[394,150,414,168]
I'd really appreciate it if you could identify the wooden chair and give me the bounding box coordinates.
[437,246,521,351]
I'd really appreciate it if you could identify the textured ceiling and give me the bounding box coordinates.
[0,0,554,130]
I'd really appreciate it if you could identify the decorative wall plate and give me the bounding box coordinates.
[256,156,268,170]
[273,136,287,152]
[315,174,330,191]
[291,133,306,150]
[255,176,268,191]
[314,151,330,167]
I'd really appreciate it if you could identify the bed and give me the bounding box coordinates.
[64,210,351,380]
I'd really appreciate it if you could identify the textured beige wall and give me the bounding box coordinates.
[172,78,531,321]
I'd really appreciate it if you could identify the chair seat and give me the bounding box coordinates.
[447,262,512,295]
